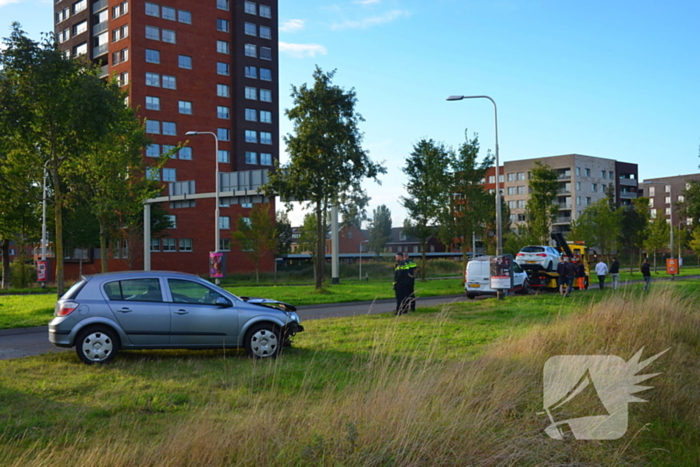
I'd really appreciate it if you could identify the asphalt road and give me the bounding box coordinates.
[0,294,470,361]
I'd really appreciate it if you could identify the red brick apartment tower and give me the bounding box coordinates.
[54,0,279,277]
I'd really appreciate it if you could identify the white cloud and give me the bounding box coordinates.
[331,10,410,30]
[0,0,21,6]
[280,19,305,33]
[279,42,327,58]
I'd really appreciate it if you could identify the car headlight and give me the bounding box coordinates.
[287,312,300,323]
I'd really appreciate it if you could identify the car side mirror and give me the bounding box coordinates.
[215,297,231,307]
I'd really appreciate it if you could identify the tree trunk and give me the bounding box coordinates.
[1,239,11,289]
[255,258,260,284]
[99,219,109,273]
[420,240,427,281]
[51,166,65,297]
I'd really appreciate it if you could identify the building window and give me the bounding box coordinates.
[146,120,160,134]
[585,168,591,177]
[260,25,271,39]
[601,170,606,179]
[165,215,177,229]
[146,72,160,87]
[648,186,655,196]
[259,46,272,60]
[162,29,176,43]
[507,187,515,195]
[609,171,614,179]
[73,21,87,36]
[259,4,271,18]
[159,75,175,89]
[517,172,525,181]
[146,144,160,157]
[112,47,128,64]
[218,149,230,163]
[260,110,272,123]
[145,25,159,40]
[217,128,230,141]
[145,2,159,16]
[259,68,271,81]
[678,195,685,203]
[245,108,257,121]
[592,183,597,192]
[219,238,230,251]
[217,84,230,97]
[245,66,257,78]
[586,197,591,206]
[245,151,257,164]
[217,18,230,32]
[576,181,580,190]
[162,122,176,136]
[73,0,87,13]
[162,238,176,251]
[508,200,516,208]
[178,10,191,24]
[517,200,525,208]
[178,101,192,114]
[112,25,128,42]
[260,153,272,165]
[178,55,192,69]
[217,62,229,75]
[260,132,272,145]
[161,5,176,20]
[244,1,256,14]
[260,89,272,102]
[244,43,256,57]
[179,238,192,252]
[116,72,129,86]
[150,238,160,251]
[58,28,70,43]
[217,0,229,11]
[217,106,230,119]
[507,173,515,182]
[219,216,230,229]
[665,196,671,204]
[217,40,229,54]
[245,87,257,100]
[245,130,257,143]
[244,22,256,36]
[517,185,525,195]
[576,196,581,206]
[179,147,192,160]
[163,168,176,182]
[145,48,160,63]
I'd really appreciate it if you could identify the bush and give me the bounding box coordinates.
[10,261,35,289]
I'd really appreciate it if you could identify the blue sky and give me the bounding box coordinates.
[3,0,700,226]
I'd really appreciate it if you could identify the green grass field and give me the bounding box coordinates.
[0,281,699,465]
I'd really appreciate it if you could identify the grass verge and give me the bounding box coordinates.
[0,281,698,465]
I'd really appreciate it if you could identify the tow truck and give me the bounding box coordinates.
[518,233,590,291]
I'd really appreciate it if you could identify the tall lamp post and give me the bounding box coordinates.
[644,181,674,280]
[446,95,502,257]
[185,131,221,284]
[358,240,369,281]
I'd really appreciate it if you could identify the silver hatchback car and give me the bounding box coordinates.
[48,271,304,364]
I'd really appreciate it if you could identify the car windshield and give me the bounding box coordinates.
[521,246,545,253]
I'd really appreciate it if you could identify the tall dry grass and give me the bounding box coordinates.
[7,285,700,466]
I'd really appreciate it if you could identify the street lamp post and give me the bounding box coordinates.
[359,240,369,281]
[185,131,221,284]
[644,181,674,280]
[447,95,503,298]
[446,95,502,256]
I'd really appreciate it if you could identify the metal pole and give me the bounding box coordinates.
[41,164,48,288]
[669,184,674,280]
[144,203,151,271]
[359,242,362,281]
[331,205,339,284]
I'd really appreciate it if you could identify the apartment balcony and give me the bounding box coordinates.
[557,203,572,209]
[93,22,108,35]
[619,178,637,187]
[92,0,107,13]
[620,191,638,200]
[553,216,573,225]
[92,44,108,58]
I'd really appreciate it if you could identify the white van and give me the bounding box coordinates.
[464,256,530,298]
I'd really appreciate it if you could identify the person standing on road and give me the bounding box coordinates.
[610,257,620,290]
[393,253,410,314]
[556,256,568,296]
[595,257,609,290]
[404,252,418,312]
[641,257,652,291]
[565,257,577,296]
[575,256,586,290]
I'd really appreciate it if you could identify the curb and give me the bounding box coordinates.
[0,326,48,337]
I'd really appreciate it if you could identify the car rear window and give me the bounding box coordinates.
[521,246,545,253]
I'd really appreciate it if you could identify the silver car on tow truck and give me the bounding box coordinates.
[49,271,304,364]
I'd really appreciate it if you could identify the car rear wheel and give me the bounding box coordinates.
[75,326,119,364]
[518,279,530,295]
[245,324,281,359]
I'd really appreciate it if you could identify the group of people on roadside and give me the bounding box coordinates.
[393,252,417,314]
[561,255,653,294]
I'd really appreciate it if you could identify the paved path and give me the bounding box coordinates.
[0,294,470,361]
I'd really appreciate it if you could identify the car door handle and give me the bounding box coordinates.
[117,307,132,313]
[174,309,189,315]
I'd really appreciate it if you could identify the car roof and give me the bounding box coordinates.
[83,271,202,282]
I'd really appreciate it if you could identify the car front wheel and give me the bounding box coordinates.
[75,326,119,364]
[245,324,281,359]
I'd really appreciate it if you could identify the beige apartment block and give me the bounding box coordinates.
[502,154,638,235]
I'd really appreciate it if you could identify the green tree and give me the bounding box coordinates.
[569,198,622,260]
[620,197,651,273]
[680,180,700,226]
[231,203,277,283]
[275,210,294,257]
[644,215,670,272]
[437,132,493,267]
[688,227,700,263]
[525,162,559,244]
[367,205,392,257]
[1,24,136,295]
[264,67,385,290]
[401,139,452,280]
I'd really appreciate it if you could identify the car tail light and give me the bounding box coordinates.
[536,253,547,257]
[516,253,523,257]
[56,301,79,317]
